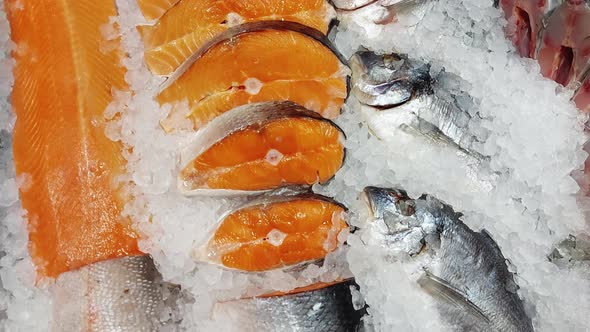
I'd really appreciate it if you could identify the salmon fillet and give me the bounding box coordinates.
[6,0,141,278]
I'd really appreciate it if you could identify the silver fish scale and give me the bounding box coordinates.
[52,256,163,332]
[415,196,534,332]
[217,280,364,332]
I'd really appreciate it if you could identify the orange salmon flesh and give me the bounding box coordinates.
[6,0,141,278]
[207,198,348,271]
[138,0,334,75]
[137,0,181,20]
[158,29,348,131]
[180,117,345,191]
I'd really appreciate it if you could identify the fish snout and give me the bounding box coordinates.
[362,186,417,223]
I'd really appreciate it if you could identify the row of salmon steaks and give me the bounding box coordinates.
[141,0,590,274]
[139,2,351,280]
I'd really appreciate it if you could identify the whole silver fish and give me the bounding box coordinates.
[52,255,165,332]
[214,280,367,332]
[350,51,496,192]
[350,50,487,159]
[362,187,534,332]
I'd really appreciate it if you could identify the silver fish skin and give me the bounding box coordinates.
[362,187,534,332]
[350,51,489,161]
[214,280,367,332]
[52,255,164,332]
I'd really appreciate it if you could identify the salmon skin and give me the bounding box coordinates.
[138,0,335,75]
[5,0,141,278]
[214,279,366,332]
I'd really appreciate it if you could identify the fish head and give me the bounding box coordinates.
[362,186,463,257]
[362,186,415,223]
[350,50,431,108]
[362,186,431,255]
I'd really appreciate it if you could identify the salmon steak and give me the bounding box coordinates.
[138,0,335,75]
[178,102,345,195]
[158,22,348,131]
[203,194,348,271]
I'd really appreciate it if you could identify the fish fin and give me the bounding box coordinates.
[417,270,491,324]
[400,116,461,150]
[414,94,488,162]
